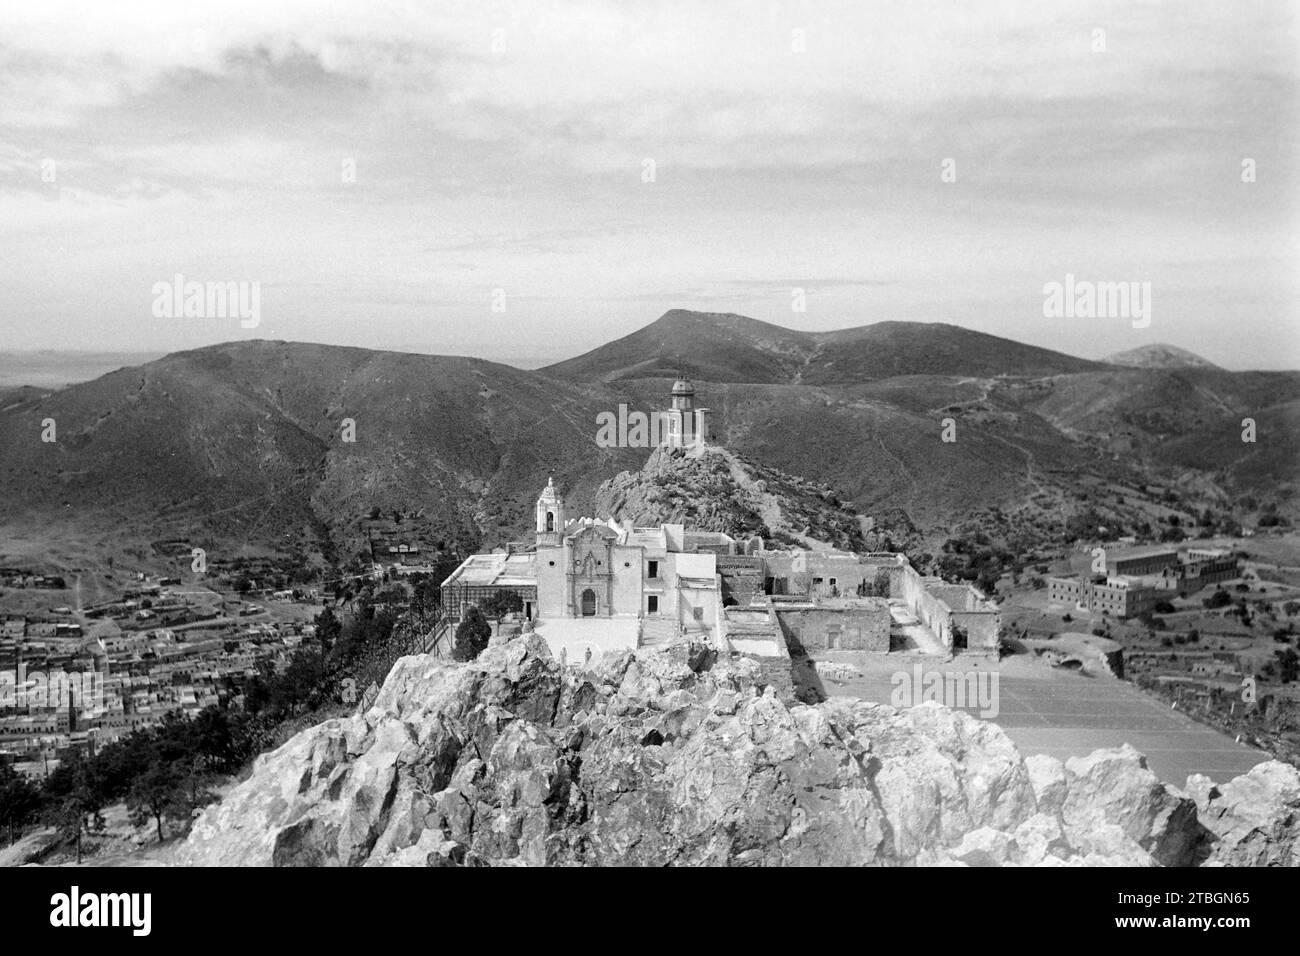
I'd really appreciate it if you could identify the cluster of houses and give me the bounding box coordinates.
[0,574,317,780]
[0,567,67,590]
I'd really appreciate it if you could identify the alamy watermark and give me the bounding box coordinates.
[151,273,260,328]
[595,403,705,449]
[890,663,999,719]
[1,662,105,709]
[1043,273,1151,328]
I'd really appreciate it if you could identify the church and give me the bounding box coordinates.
[437,378,1000,665]
[439,379,750,647]
[440,478,754,638]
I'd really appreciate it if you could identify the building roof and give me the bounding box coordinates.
[1107,547,1180,563]
[442,552,537,589]
[624,527,668,550]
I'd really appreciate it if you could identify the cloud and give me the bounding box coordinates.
[0,1,1295,366]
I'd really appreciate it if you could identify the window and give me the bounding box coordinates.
[829,578,837,587]
[647,560,659,579]
[647,595,658,614]
[693,606,703,622]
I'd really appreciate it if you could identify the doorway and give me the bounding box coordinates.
[581,588,596,617]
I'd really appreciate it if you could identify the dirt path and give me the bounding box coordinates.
[720,449,831,550]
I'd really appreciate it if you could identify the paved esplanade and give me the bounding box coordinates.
[824,655,1268,787]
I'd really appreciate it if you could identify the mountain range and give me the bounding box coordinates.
[1,310,1295,573]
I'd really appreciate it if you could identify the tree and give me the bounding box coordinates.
[479,589,523,623]
[128,760,180,844]
[314,605,342,656]
[269,645,327,715]
[174,758,217,822]
[0,763,40,845]
[453,607,492,661]
[44,757,104,864]
[409,573,444,625]
[127,755,213,844]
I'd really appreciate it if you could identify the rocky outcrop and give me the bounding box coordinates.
[593,446,867,550]
[1186,761,1300,866]
[175,636,1299,866]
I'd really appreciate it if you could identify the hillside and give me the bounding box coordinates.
[169,634,1300,866]
[544,309,1108,384]
[0,341,647,565]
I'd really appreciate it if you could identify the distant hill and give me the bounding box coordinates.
[1,315,1295,572]
[1104,344,1221,370]
[0,341,646,564]
[544,309,1108,384]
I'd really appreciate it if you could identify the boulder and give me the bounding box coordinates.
[1193,760,1300,866]
[1062,746,1199,866]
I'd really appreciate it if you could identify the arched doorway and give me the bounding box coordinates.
[580,588,596,617]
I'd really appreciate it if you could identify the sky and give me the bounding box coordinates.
[1,0,1297,370]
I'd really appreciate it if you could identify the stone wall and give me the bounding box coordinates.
[951,610,999,657]
[775,602,890,652]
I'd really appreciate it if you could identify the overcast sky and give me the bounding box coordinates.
[1,0,1297,370]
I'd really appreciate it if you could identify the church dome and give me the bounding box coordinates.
[670,378,695,396]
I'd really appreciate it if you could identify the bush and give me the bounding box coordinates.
[1203,589,1232,610]
[1276,647,1299,683]
[1153,600,1176,614]
[453,607,492,662]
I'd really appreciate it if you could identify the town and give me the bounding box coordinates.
[0,566,321,780]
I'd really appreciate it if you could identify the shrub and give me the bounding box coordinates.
[1203,589,1232,610]
[453,607,492,662]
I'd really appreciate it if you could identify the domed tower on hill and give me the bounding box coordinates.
[659,377,709,449]
[535,476,565,547]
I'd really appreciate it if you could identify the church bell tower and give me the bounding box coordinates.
[535,476,564,547]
